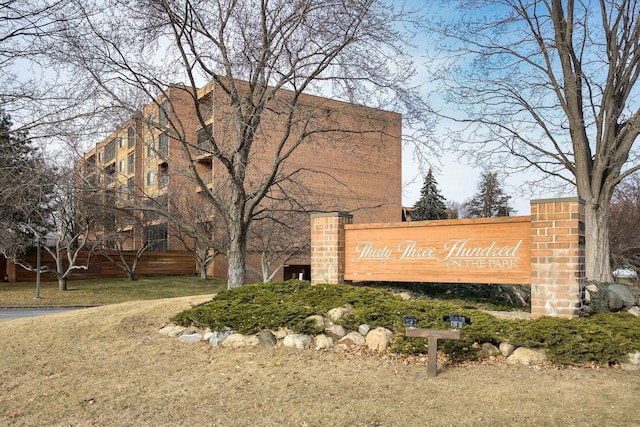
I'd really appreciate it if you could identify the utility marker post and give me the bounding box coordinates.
[406,328,460,377]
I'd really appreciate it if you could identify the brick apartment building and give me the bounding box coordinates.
[79,79,402,282]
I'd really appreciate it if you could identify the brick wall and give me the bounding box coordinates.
[530,197,586,319]
[311,212,352,285]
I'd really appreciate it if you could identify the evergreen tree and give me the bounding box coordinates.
[465,171,514,218]
[0,110,51,256]
[412,168,448,221]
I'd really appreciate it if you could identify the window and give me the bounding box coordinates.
[104,139,116,163]
[147,141,154,157]
[119,136,125,148]
[127,125,135,148]
[119,159,125,173]
[98,151,103,163]
[144,223,168,251]
[158,133,169,157]
[127,177,135,199]
[128,153,135,174]
[196,124,213,155]
[159,100,170,127]
[146,171,155,186]
[159,167,169,188]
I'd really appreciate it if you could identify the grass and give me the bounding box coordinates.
[0,275,226,307]
[2,296,639,426]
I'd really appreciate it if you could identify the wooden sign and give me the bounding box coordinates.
[344,216,532,285]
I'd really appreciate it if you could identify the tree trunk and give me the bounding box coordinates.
[584,198,613,282]
[199,263,207,280]
[58,276,68,291]
[226,223,247,289]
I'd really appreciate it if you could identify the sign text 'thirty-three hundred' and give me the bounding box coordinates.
[352,238,523,268]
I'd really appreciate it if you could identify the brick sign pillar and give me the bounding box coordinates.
[311,212,353,285]
[530,198,586,319]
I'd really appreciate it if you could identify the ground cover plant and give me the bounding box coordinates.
[0,276,226,306]
[173,281,640,366]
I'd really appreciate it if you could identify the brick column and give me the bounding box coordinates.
[310,212,353,285]
[530,198,586,319]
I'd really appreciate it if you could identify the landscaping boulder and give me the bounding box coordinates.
[159,324,187,337]
[358,324,370,336]
[507,348,547,365]
[628,306,640,318]
[499,342,516,357]
[325,324,347,338]
[257,330,277,347]
[608,284,636,311]
[221,333,259,348]
[179,332,203,342]
[314,334,335,350]
[283,334,313,349]
[337,331,365,350]
[365,327,393,352]
[208,330,234,347]
[621,352,640,371]
[477,342,499,359]
[327,306,352,322]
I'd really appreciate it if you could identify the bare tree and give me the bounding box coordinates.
[248,211,310,283]
[168,188,227,280]
[609,174,640,272]
[12,167,99,290]
[48,0,425,288]
[96,209,153,281]
[423,0,640,281]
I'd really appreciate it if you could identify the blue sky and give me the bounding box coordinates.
[397,0,568,215]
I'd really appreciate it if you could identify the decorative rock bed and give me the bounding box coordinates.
[158,304,640,371]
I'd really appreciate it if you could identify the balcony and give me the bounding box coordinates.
[194,141,214,163]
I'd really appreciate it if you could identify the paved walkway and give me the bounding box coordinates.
[0,308,84,319]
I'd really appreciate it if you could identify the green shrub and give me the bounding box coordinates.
[171,281,640,366]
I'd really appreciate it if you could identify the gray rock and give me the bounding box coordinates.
[365,327,393,352]
[325,324,347,338]
[608,289,624,311]
[337,331,365,349]
[283,334,312,349]
[179,333,203,342]
[507,347,547,365]
[314,334,335,350]
[499,342,516,357]
[358,324,370,336]
[628,306,640,318]
[477,342,499,358]
[208,330,233,347]
[257,330,277,346]
[160,324,193,337]
[621,352,640,371]
[327,306,351,322]
[608,283,636,310]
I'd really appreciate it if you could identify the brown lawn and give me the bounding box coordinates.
[1,296,639,427]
